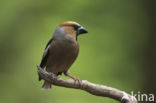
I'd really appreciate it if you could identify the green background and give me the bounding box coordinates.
[0,0,155,103]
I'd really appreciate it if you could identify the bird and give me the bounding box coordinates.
[39,21,88,90]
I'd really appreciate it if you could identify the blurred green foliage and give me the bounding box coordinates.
[0,0,151,103]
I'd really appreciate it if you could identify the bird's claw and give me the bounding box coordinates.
[72,77,82,88]
[73,77,81,84]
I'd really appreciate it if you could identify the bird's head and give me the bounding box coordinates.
[53,21,88,40]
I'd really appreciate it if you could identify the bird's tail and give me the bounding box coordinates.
[41,81,52,90]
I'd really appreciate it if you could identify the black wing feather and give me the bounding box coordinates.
[40,49,50,68]
[39,38,53,81]
[40,38,53,68]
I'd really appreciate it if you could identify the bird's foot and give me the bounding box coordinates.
[66,74,82,85]
[72,77,81,84]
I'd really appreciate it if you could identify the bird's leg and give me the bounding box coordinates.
[64,71,81,83]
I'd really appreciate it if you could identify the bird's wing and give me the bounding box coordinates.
[40,38,53,68]
[39,38,53,81]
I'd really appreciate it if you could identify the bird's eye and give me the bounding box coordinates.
[73,25,79,31]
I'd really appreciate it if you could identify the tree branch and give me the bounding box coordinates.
[37,66,138,103]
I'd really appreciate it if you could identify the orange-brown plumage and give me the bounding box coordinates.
[63,26,76,38]
[59,21,81,39]
[59,21,80,27]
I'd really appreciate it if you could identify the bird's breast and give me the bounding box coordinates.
[46,39,79,73]
[51,40,79,56]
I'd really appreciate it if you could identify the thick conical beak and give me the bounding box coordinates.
[77,26,88,35]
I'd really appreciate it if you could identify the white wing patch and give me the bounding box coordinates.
[43,44,50,57]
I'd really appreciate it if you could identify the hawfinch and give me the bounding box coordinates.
[39,21,88,90]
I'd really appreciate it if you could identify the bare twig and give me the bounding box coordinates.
[37,66,138,103]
